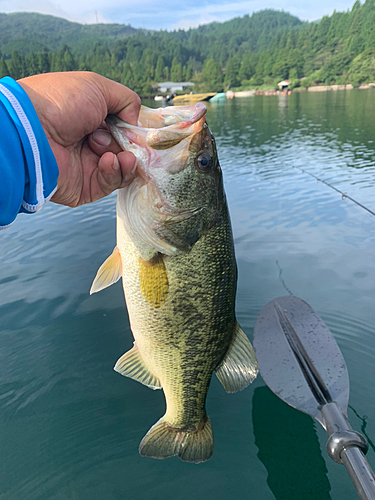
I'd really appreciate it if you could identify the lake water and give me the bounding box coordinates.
[1,90,375,500]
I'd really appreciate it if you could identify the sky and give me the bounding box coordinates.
[0,0,358,30]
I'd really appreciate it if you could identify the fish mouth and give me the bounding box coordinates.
[106,103,208,179]
[107,102,206,131]
[106,102,207,153]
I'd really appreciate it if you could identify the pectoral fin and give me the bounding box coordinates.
[90,246,122,294]
[114,344,162,390]
[215,322,258,393]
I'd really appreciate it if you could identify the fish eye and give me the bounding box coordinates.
[196,151,212,172]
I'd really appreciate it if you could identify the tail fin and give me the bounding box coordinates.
[139,417,214,464]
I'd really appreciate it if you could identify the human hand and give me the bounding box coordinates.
[18,71,141,207]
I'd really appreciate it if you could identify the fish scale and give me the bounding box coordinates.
[120,217,233,430]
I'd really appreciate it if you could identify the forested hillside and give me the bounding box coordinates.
[0,12,137,55]
[1,1,375,93]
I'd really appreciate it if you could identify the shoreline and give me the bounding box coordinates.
[140,83,375,100]
[235,83,375,97]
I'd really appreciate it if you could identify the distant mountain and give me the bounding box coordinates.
[1,3,375,92]
[0,10,303,57]
[0,12,138,56]
[196,9,303,39]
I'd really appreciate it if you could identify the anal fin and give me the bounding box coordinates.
[215,322,258,393]
[114,344,162,390]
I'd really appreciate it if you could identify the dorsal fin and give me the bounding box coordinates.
[90,246,122,294]
[215,322,258,393]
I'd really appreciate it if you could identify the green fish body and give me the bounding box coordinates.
[91,104,258,463]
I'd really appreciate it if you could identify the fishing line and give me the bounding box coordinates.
[349,405,375,453]
[276,260,294,296]
[293,166,375,218]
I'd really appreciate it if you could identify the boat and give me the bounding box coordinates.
[172,92,217,105]
[210,92,226,102]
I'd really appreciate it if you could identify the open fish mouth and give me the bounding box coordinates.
[107,102,206,131]
[106,103,208,181]
[106,103,207,158]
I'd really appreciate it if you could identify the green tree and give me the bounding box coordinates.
[62,46,77,71]
[131,61,146,93]
[0,58,9,78]
[183,65,193,81]
[113,40,127,62]
[140,48,156,81]
[224,55,240,88]
[50,45,76,72]
[239,52,256,81]
[121,61,135,88]
[38,49,51,73]
[170,57,182,82]
[201,58,223,91]
[9,50,25,79]
[288,67,298,80]
[155,56,165,82]
[27,52,40,75]
[271,56,290,80]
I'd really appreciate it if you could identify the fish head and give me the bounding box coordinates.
[106,103,225,257]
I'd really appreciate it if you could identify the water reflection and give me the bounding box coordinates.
[277,94,289,112]
[253,387,331,500]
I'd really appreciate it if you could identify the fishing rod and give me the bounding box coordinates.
[253,296,375,500]
[293,166,375,218]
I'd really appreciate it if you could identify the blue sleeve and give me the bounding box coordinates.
[0,76,59,229]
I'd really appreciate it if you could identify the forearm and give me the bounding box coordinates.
[0,76,58,228]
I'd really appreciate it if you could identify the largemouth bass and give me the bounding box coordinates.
[90,103,258,463]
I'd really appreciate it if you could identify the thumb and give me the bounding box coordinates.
[88,129,123,157]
